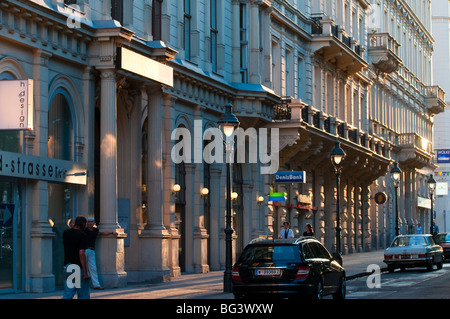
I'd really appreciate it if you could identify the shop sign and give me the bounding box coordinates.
[417,196,431,209]
[436,150,450,163]
[0,150,87,185]
[118,47,173,87]
[274,171,306,183]
[0,80,33,130]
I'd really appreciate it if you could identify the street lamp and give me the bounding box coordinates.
[390,162,401,236]
[330,141,346,258]
[218,103,239,293]
[427,174,436,236]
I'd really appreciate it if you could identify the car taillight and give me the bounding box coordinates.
[418,253,426,258]
[295,266,310,280]
[232,267,242,282]
[384,254,393,260]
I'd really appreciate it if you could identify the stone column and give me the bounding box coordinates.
[139,85,170,282]
[29,49,55,292]
[249,0,260,84]
[96,69,127,288]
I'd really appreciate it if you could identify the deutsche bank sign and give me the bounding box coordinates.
[274,171,306,183]
[0,80,34,130]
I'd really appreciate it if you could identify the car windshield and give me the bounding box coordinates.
[391,236,427,247]
[435,233,450,243]
[238,244,302,263]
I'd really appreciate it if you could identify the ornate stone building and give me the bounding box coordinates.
[0,0,444,293]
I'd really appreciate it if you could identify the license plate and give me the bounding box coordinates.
[255,268,281,276]
[401,255,410,260]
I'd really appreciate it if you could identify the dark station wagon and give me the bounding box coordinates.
[232,237,346,299]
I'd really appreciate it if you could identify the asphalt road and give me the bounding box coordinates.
[347,262,450,299]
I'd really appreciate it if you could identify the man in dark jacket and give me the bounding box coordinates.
[62,216,90,299]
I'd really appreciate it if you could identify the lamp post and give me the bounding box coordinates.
[427,174,436,236]
[390,162,401,236]
[330,141,346,257]
[218,103,239,293]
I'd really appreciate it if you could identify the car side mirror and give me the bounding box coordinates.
[332,252,343,266]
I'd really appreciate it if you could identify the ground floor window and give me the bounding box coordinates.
[0,179,23,292]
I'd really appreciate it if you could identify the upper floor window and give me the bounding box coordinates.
[48,91,73,161]
[0,72,21,153]
[240,3,248,83]
[64,0,77,5]
[210,0,218,73]
[111,0,124,25]
[152,0,163,40]
[184,0,192,60]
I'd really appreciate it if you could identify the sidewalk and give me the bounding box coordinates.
[0,249,387,299]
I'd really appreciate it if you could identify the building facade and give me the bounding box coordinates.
[432,0,450,234]
[0,0,444,294]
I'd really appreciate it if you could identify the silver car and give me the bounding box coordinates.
[384,234,444,272]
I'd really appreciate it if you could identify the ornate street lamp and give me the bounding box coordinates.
[427,174,436,236]
[390,162,401,236]
[218,103,239,293]
[330,141,346,258]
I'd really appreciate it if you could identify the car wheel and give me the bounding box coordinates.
[437,255,443,270]
[388,265,395,273]
[332,276,346,300]
[426,261,433,271]
[313,279,324,300]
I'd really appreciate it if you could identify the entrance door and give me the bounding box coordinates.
[0,180,23,292]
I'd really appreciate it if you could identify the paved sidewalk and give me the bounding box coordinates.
[0,249,387,299]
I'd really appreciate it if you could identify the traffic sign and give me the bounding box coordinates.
[374,192,387,205]
[0,204,14,227]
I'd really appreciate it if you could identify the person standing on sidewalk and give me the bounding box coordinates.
[278,221,294,239]
[62,216,90,299]
[85,217,116,290]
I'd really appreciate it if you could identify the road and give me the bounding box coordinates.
[347,262,450,299]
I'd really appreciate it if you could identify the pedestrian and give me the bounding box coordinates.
[278,221,294,239]
[303,223,315,237]
[85,217,116,290]
[62,216,90,299]
[433,221,439,237]
[415,222,423,234]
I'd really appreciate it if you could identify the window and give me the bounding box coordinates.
[240,3,248,83]
[0,72,21,153]
[184,0,191,60]
[210,0,218,72]
[152,0,162,40]
[64,0,77,5]
[48,92,73,161]
[111,0,123,24]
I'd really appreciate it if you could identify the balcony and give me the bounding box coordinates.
[424,86,446,115]
[368,33,402,74]
[398,133,433,169]
[311,18,368,76]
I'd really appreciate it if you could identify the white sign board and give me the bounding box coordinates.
[436,182,449,196]
[119,47,173,87]
[0,80,33,130]
[417,196,431,209]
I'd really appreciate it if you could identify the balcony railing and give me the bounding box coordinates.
[369,33,400,56]
[398,133,432,154]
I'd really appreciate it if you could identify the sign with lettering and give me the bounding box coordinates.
[436,150,450,163]
[0,150,87,185]
[0,80,33,130]
[274,171,306,183]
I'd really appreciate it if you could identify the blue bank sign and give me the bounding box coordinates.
[274,171,306,183]
[436,150,450,164]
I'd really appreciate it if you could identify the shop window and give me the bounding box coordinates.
[48,92,74,161]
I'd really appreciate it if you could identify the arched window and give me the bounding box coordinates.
[48,91,74,160]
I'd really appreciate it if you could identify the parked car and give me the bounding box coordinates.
[434,233,450,261]
[384,234,444,272]
[232,237,346,299]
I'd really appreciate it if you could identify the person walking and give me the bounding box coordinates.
[62,216,90,299]
[85,217,116,290]
[303,223,315,237]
